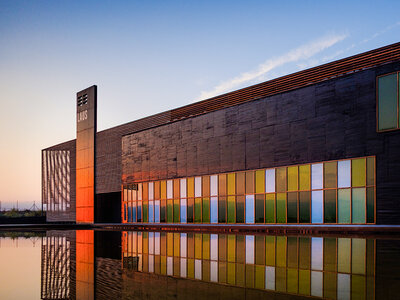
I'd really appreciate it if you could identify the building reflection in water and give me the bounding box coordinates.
[40,230,385,299]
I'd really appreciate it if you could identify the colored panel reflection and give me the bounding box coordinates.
[76,230,94,300]
[76,86,96,224]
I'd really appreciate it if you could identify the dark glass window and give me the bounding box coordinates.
[377,73,399,131]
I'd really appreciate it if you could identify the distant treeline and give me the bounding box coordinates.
[0,209,45,218]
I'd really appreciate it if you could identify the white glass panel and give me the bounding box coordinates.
[195,259,202,280]
[245,235,255,264]
[210,261,218,282]
[149,255,154,273]
[311,237,323,270]
[180,258,187,278]
[210,175,218,196]
[195,177,202,197]
[337,273,350,300]
[180,178,187,198]
[210,234,218,260]
[265,169,275,193]
[167,257,173,276]
[132,189,137,201]
[148,182,154,200]
[180,198,187,223]
[265,266,275,290]
[338,160,351,188]
[155,232,160,255]
[154,200,160,223]
[149,201,154,223]
[311,271,323,297]
[245,195,255,223]
[180,233,187,257]
[167,180,173,199]
[312,164,323,190]
[210,196,218,223]
[311,191,323,223]
[149,232,154,254]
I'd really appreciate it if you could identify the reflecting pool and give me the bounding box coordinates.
[1,230,400,299]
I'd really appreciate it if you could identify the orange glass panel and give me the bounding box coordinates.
[76,230,94,300]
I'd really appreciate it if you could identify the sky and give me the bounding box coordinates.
[0,0,400,209]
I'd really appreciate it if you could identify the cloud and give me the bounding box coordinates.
[198,33,348,100]
[362,21,400,44]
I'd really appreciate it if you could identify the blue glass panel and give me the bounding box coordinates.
[149,201,154,223]
[265,169,275,193]
[311,164,323,190]
[137,202,142,222]
[245,195,255,223]
[154,200,160,223]
[311,191,323,223]
[246,235,255,264]
[132,202,137,222]
[128,204,132,222]
[180,198,187,223]
[210,196,218,223]
[338,160,351,188]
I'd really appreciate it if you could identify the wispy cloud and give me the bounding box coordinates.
[198,33,348,100]
[362,21,400,44]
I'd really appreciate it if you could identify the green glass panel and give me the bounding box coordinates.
[187,198,194,223]
[275,267,286,292]
[276,236,287,267]
[324,189,336,223]
[218,196,227,223]
[255,265,265,289]
[227,196,235,223]
[276,168,287,192]
[367,187,375,223]
[323,238,337,271]
[202,197,210,223]
[299,191,310,223]
[236,195,245,223]
[288,166,298,191]
[338,238,351,273]
[255,194,264,223]
[299,270,310,295]
[160,199,166,222]
[367,157,375,186]
[324,161,337,188]
[173,199,180,223]
[255,170,265,193]
[287,192,298,223]
[265,236,275,266]
[287,268,298,294]
[378,73,398,130]
[299,237,310,269]
[338,189,351,223]
[227,235,236,262]
[167,199,173,223]
[227,173,235,195]
[194,197,202,223]
[265,193,275,223]
[287,237,298,268]
[324,272,337,300]
[143,201,148,222]
[255,236,265,265]
[352,158,366,187]
[299,165,311,191]
[352,188,366,223]
[352,274,366,300]
[276,193,286,223]
[245,264,255,288]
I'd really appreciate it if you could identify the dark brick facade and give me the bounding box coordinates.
[122,62,400,225]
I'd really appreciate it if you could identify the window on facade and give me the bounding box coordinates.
[377,72,399,131]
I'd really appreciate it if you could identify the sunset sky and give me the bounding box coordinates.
[1,0,400,209]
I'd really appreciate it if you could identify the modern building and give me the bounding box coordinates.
[42,42,400,225]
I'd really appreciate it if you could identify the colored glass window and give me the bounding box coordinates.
[367,157,375,186]
[236,172,245,195]
[219,174,227,196]
[276,193,286,223]
[210,196,218,223]
[210,175,218,196]
[195,177,202,198]
[255,194,264,223]
[378,73,398,131]
[265,193,275,223]
[338,189,351,223]
[194,198,202,223]
[202,197,210,223]
[324,161,337,188]
[227,195,235,223]
[202,176,210,197]
[173,199,180,223]
[255,170,265,193]
[180,198,187,223]
[276,168,287,193]
[299,237,310,269]
[338,160,351,188]
[288,166,298,191]
[245,195,255,223]
[236,195,245,223]
[352,158,366,187]
[265,169,275,193]
[160,199,166,222]
[218,196,226,223]
[245,171,255,194]
[187,178,194,198]
[265,236,275,266]
[167,200,173,223]
[352,188,366,223]
[187,198,194,223]
[367,187,375,223]
[154,200,160,222]
[324,190,336,223]
[299,191,310,223]
[299,165,310,191]
[287,192,298,223]
[311,191,323,223]
[227,173,235,195]
[311,164,323,190]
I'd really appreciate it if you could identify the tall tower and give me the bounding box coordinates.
[76,86,97,223]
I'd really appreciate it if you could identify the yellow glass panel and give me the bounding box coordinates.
[236,172,245,195]
[276,167,287,192]
[202,234,210,260]
[276,236,287,267]
[160,233,166,256]
[187,177,194,198]
[288,166,298,191]
[143,232,148,253]
[255,170,265,193]
[167,233,173,256]
[265,236,275,266]
[227,173,236,195]
[352,158,366,187]
[299,165,310,191]
[161,256,167,275]
[245,265,254,288]
[173,179,180,198]
[202,176,210,197]
[219,262,227,283]
[352,275,366,300]
[236,264,245,287]
[324,161,337,188]
[219,234,227,261]
[174,257,180,277]
[219,174,227,196]
[287,268,298,293]
[236,235,245,264]
[255,236,265,265]
[299,269,310,295]
[159,180,167,199]
[142,182,148,200]
[276,267,286,292]
[227,235,236,262]
[246,171,255,194]
[202,260,210,281]
[174,233,180,257]
[227,262,236,285]
[195,234,202,259]
[187,258,194,278]
[255,265,265,289]
[367,157,375,186]
[187,233,194,258]
[352,238,366,275]
[324,272,337,300]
